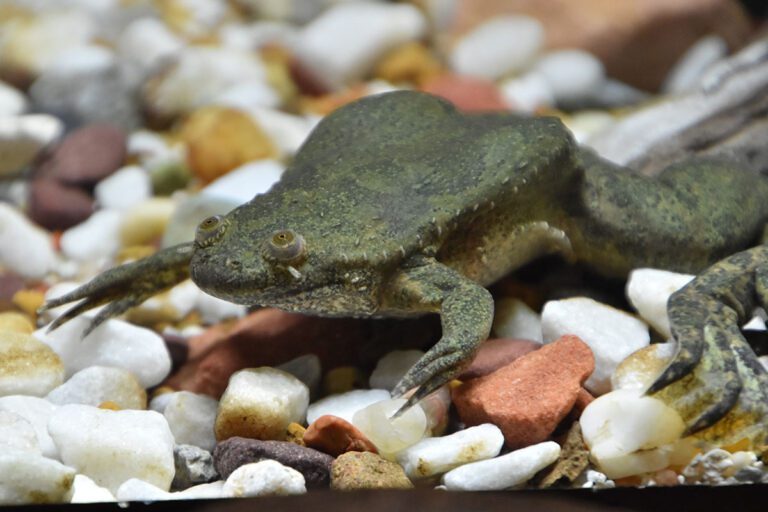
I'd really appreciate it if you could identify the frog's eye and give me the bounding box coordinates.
[195,215,226,247]
[267,229,305,262]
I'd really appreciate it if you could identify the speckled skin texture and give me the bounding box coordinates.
[42,92,768,437]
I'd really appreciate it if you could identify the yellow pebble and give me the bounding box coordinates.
[323,366,365,396]
[374,42,444,86]
[285,422,306,446]
[150,386,177,400]
[98,401,121,411]
[180,106,277,184]
[11,289,44,318]
[119,197,176,247]
[0,311,35,334]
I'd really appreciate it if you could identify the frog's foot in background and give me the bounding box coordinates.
[647,245,768,448]
[38,243,194,337]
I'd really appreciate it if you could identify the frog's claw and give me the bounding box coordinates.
[39,243,194,334]
[384,258,494,417]
[648,245,768,444]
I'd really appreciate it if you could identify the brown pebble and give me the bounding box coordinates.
[304,415,378,457]
[331,451,413,491]
[28,179,94,231]
[214,437,333,489]
[452,334,594,448]
[421,74,507,112]
[35,123,127,186]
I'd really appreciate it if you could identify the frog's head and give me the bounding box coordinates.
[189,208,309,300]
[188,206,369,312]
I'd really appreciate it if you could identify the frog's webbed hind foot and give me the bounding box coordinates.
[39,243,194,336]
[648,246,768,446]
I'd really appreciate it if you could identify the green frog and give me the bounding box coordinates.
[41,91,768,444]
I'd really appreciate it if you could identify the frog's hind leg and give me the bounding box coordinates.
[39,243,194,336]
[384,257,494,415]
[648,246,768,444]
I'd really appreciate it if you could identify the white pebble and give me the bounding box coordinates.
[70,474,115,503]
[499,71,555,113]
[532,49,606,105]
[244,107,314,157]
[48,404,175,494]
[580,389,692,479]
[0,81,28,116]
[295,2,426,90]
[117,17,184,82]
[216,367,309,440]
[162,391,218,452]
[0,396,58,459]
[626,268,694,339]
[491,297,543,341]
[352,398,428,458]
[307,388,390,424]
[563,110,616,144]
[212,81,281,112]
[196,290,248,324]
[127,129,185,170]
[541,297,650,394]
[46,366,146,410]
[202,159,285,205]
[149,391,175,414]
[450,15,543,80]
[0,450,75,505]
[222,460,306,497]
[115,478,224,501]
[0,114,64,176]
[760,355,768,372]
[220,19,300,49]
[663,35,728,94]
[0,114,63,176]
[0,411,40,454]
[0,9,96,76]
[397,423,504,479]
[0,331,64,397]
[442,441,561,491]
[94,165,152,210]
[60,209,124,262]
[0,202,57,278]
[369,350,424,391]
[145,47,271,119]
[35,316,171,388]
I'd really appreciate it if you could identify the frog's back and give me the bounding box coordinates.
[261,91,578,269]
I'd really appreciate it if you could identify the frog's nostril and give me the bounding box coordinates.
[226,258,242,268]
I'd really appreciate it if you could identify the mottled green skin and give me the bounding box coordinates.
[42,92,768,434]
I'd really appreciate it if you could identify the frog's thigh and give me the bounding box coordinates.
[385,258,493,407]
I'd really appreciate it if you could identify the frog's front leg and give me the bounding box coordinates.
[648,245,768,444]
[384,257,494,412]
[39,243,194,336]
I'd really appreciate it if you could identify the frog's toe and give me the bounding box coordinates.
[391,344,469,417]
[39,243,193,332]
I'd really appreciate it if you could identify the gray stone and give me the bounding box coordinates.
[172,444,219,491]
[589,38,768,177]
[213,437,333,489]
